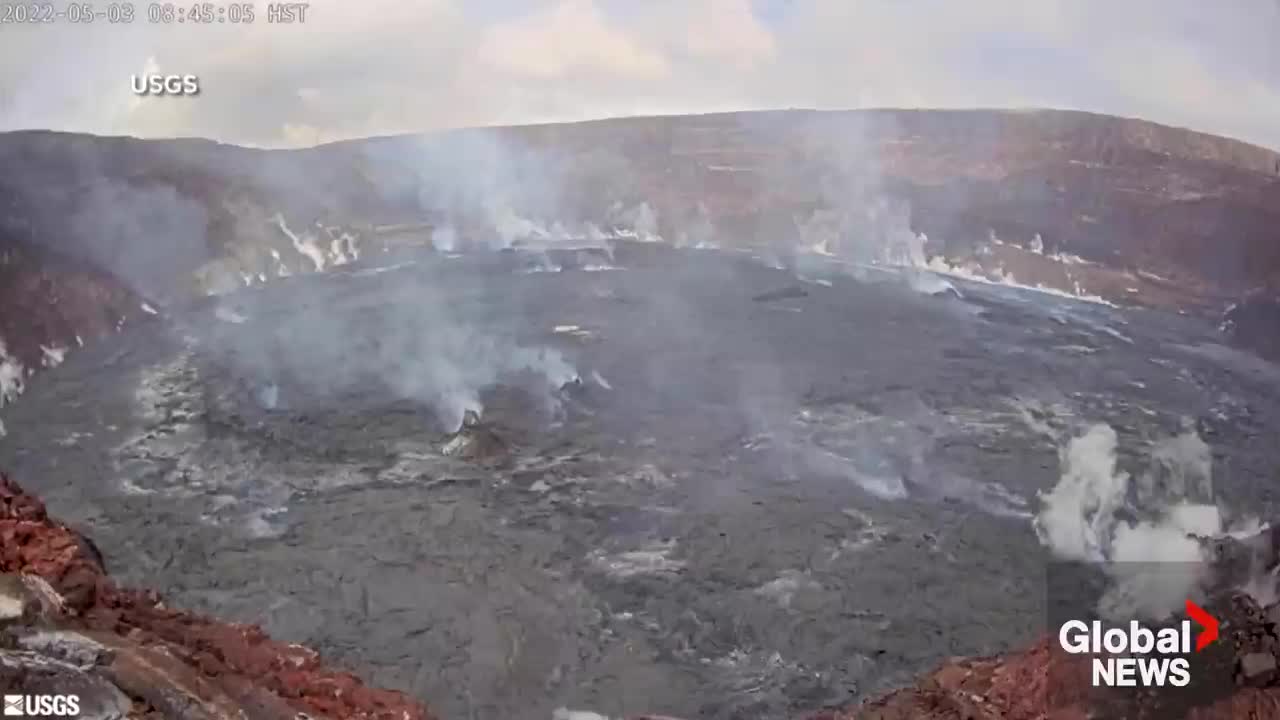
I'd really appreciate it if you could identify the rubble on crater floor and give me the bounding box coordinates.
[0,471,435,720]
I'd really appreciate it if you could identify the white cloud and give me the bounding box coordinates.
[478,1,668,80]
[672,0,777,68]
[0,0,1275,149]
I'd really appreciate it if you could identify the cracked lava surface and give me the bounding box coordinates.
[2,242,1278,720]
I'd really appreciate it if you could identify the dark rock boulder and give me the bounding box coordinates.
[1222,292,1280,361]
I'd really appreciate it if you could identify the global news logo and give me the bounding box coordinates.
[2,694,80,717]
[1057,599,1220,688]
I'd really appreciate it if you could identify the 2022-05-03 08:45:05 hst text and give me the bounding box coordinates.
[0,2,310,23]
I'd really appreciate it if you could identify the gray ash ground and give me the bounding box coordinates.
[2,242,1279,719]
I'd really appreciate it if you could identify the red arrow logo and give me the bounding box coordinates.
[1186,599,1219,652]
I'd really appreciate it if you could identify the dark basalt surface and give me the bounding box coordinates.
[2,242,1278,719]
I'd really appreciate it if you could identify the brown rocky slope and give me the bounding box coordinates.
[0,239,147,380]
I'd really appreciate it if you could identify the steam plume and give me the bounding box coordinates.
[1035,422,1264,620]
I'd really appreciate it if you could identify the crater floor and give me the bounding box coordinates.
[2,243,1278,720]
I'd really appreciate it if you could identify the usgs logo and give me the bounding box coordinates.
[3,694,80,717]
[130,73,201,96]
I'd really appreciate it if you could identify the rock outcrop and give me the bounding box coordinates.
[0,239,147,378]
[1222,291,1280,362]
[0,471,434,720]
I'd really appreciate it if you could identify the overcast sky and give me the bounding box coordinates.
[2,0,1277,149]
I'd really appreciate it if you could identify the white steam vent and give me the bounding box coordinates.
[1035,423,1265,620]
[39,344,68,369]
[222,266,582,436]
[431,225,458,252]
[0,337,26,407]
[273,213,327,272]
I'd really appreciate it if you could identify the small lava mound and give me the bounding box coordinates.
[440,410,510,462]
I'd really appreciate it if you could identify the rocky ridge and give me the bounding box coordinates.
[0,239,147,407]
[1,108,1278,392]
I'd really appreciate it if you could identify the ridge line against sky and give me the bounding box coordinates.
[1,0,1278,149]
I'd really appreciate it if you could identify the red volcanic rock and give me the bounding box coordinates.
[0,239,145,373]
[0,471,435,720]
[831,639,1090,720]
[0,475,103,611]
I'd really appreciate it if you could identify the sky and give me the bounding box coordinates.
[1,0,1277,149]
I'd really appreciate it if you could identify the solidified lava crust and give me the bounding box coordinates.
[12,467,1280,720]
[0,471,435,720]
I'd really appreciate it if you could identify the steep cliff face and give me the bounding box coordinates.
[0,240,148,413]
[1,108,1277,398]
[3,109,1276,299]
[483,109,1280,303]
[0,242,145,354]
